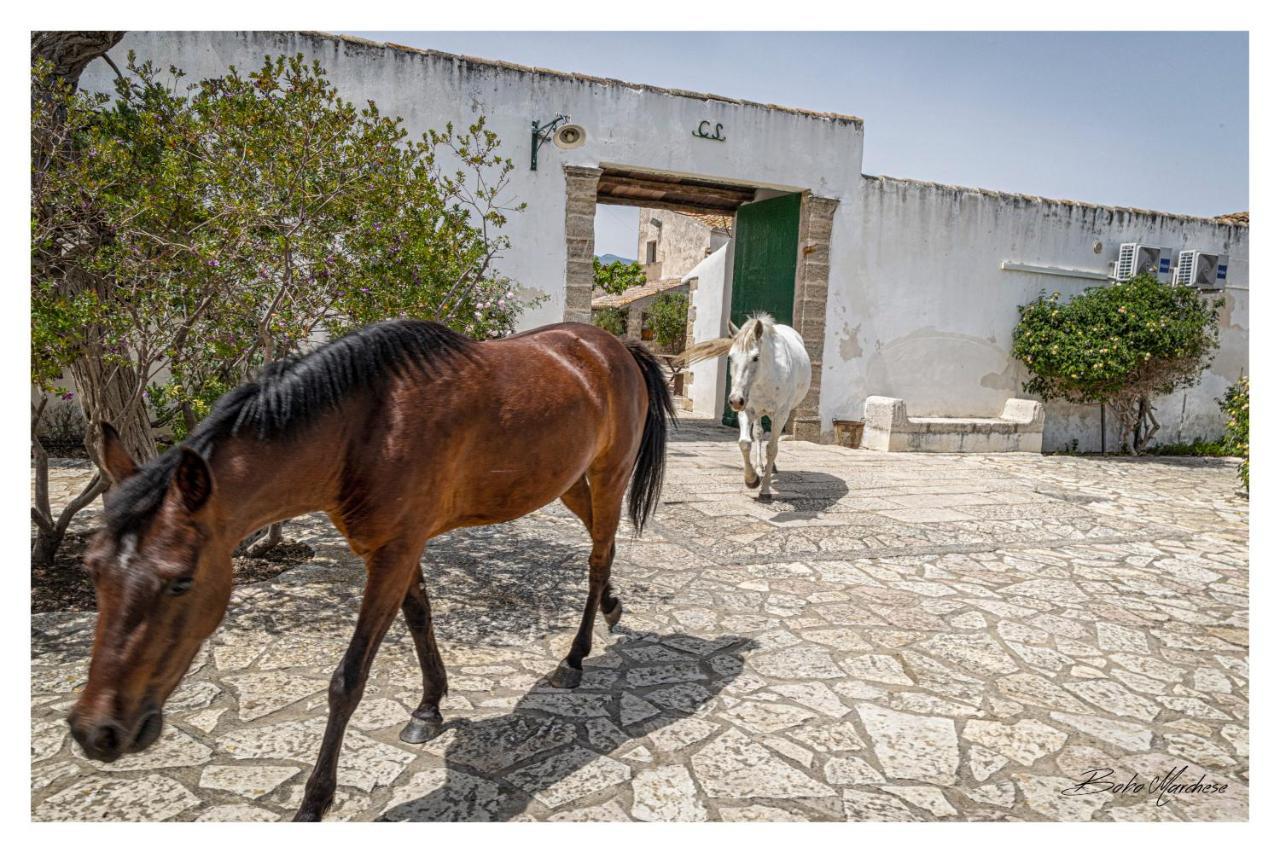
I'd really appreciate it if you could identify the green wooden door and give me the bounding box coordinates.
[722,193,802,426]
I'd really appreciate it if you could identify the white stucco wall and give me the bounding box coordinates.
[822,176,1250,451]
[682,244,731,417]
[75,32,1247,452]
[82,31,865,332]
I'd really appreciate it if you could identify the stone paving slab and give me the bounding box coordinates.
[31,417,1248,820]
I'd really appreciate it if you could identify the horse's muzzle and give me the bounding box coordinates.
[69,703,163,763]
[728,394,745,412]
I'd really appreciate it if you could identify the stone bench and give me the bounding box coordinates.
[861,396,1045,453]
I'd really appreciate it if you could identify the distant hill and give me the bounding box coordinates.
[596,254,636,266]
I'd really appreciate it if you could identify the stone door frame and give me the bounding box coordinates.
[789,193,838,442]
[562,165,837,443]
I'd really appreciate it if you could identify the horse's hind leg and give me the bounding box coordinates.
[294,539,419,821]
[398,565,448,744]
[549,470,625,689]
[560,475,593,528]
[561,476,622,629]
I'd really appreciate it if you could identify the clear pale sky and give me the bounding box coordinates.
[350,31,1249,259]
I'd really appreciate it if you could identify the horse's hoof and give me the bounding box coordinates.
[758,492,774,502]
[603,598,623,630]
[744,473,761,489]
[292,798,330,822]
[548,661,583,689]
[399,711,444,744]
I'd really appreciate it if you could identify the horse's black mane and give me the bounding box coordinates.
[103,319,472,536]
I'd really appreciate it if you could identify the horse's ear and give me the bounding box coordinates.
[727,320,739,336]
[99,422,138,484]
[172,448,214,514]
[753,319,764,341]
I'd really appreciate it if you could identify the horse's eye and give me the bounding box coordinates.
[752,355,759,362]
[167,577,194,596]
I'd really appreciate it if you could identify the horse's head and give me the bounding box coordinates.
[69,425,233,762]
[727,314,773,412]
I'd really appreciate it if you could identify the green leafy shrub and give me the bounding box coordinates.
[592,307,628,337]
[593,258,646,295]
[1220,376,1249,490]
[646,292,689,350]
[31,53,529,563]
[1013,273,1221,453]
[147,378,235,441]
[1149,438,1228,457]
[34,54,529,416]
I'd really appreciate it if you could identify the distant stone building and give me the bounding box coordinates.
[588,209,729,356]
[636,209,730,282]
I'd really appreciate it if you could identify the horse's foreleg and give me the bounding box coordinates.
[549,473,624,689]
[759,408,789,499]
[398,564,448,744]
[738,410,759,489]
[294,541,418,822]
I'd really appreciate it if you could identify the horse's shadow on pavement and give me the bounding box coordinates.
[378,629,754,821]
[759,470,849,512]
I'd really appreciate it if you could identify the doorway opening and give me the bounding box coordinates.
[564,165,836,441]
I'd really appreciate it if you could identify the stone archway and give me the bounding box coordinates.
[562,165,839,443]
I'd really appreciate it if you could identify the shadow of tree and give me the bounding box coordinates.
[419,519,597,646]
[378,630,754,821]
[666,417,732,445]
[1079,455,1242,470]
[216,510,604,647]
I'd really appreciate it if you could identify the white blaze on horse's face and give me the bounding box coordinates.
[727,322,764,412]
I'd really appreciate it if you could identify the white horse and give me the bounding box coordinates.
[682,312,812,498]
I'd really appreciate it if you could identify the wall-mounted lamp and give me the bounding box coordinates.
[531,115,570,171]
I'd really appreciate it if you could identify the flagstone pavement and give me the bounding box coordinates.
[31,417,1248,821]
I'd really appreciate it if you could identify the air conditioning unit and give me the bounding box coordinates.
[1114,243,1168,281]
[1173,251,1227,290]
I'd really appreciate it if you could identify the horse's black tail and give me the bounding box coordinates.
[626,341,676,534]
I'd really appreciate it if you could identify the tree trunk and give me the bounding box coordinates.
[69,352,158,473]
[31,528,60,568]
[32,472,107,565]
[1108,399,1136,456]
[31,428,108,565]
[248,522,286,557]
[33,30,156,476]
[1131,396,1160,455]
[235,521,287,557]
[29,32,133,566]
[31,31,124,88]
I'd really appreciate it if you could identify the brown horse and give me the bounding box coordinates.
[67,319,674,821]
